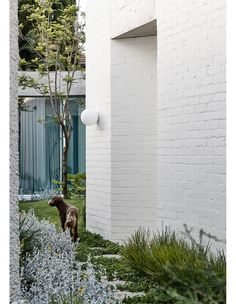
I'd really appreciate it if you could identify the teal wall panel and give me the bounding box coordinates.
[19,96,85,194]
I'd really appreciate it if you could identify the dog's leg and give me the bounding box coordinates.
[62,223,66,232]
[70,228,73,238]
[73,222,78,242]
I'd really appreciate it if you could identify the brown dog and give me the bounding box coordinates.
[48,196,79,242]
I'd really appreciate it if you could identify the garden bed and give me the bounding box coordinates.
[19,200,226,304]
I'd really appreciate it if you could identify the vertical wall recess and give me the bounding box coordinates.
[86,0,158,241]
[110,36,158,241]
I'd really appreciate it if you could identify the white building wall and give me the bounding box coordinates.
[111,0,156,38]
[156,0,226,244]
[85,0,112,239]
[110,36,157,241]
[86,0,226,247]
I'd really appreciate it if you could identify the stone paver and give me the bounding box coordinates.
[116,291,145,299]
[90,247,104,250]
[93,254,122,259]
[109,280,126,286]
[82,252,146,299]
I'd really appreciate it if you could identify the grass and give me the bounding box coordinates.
[19,198,85,230]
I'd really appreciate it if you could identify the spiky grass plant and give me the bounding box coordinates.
[122,227,226,303]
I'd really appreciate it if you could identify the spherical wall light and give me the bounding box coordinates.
[80,109,99,126]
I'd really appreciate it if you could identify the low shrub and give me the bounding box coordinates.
[122,227,226,303]
[67,172,86,198]
[21,250,121,304]
[19,211,42,266]
[19,211,122,304]
[52,172,86,199]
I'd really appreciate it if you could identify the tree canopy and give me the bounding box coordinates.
[18,0,85,197]
[18,0,85,70]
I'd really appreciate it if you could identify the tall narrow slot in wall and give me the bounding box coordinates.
[110,34,157,241]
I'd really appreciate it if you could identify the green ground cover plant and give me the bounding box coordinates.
[75,229,122,261]
[122,288,176,304]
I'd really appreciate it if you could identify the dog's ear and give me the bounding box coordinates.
[48,196,60,206]
[52,196,64,205]
[55,196,63,203]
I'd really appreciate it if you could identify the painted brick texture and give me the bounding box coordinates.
[110,36,157,241]
[86,0,112,239]
[86,0,226,248]
[156,0,226,245]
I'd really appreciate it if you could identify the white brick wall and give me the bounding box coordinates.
[86,0,226,248]
[156,0,226,246]
[110,36,157,241]
[86,0,112,239]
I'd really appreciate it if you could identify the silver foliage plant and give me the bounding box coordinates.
[19,212,122,304]
[19,188,60,202]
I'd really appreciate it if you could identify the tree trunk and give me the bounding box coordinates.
[62,144,69,198]
[62,130,70,198]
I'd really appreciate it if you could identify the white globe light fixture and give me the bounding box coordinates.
[80,109,99,126]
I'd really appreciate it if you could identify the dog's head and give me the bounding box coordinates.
[48,196,64,207]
